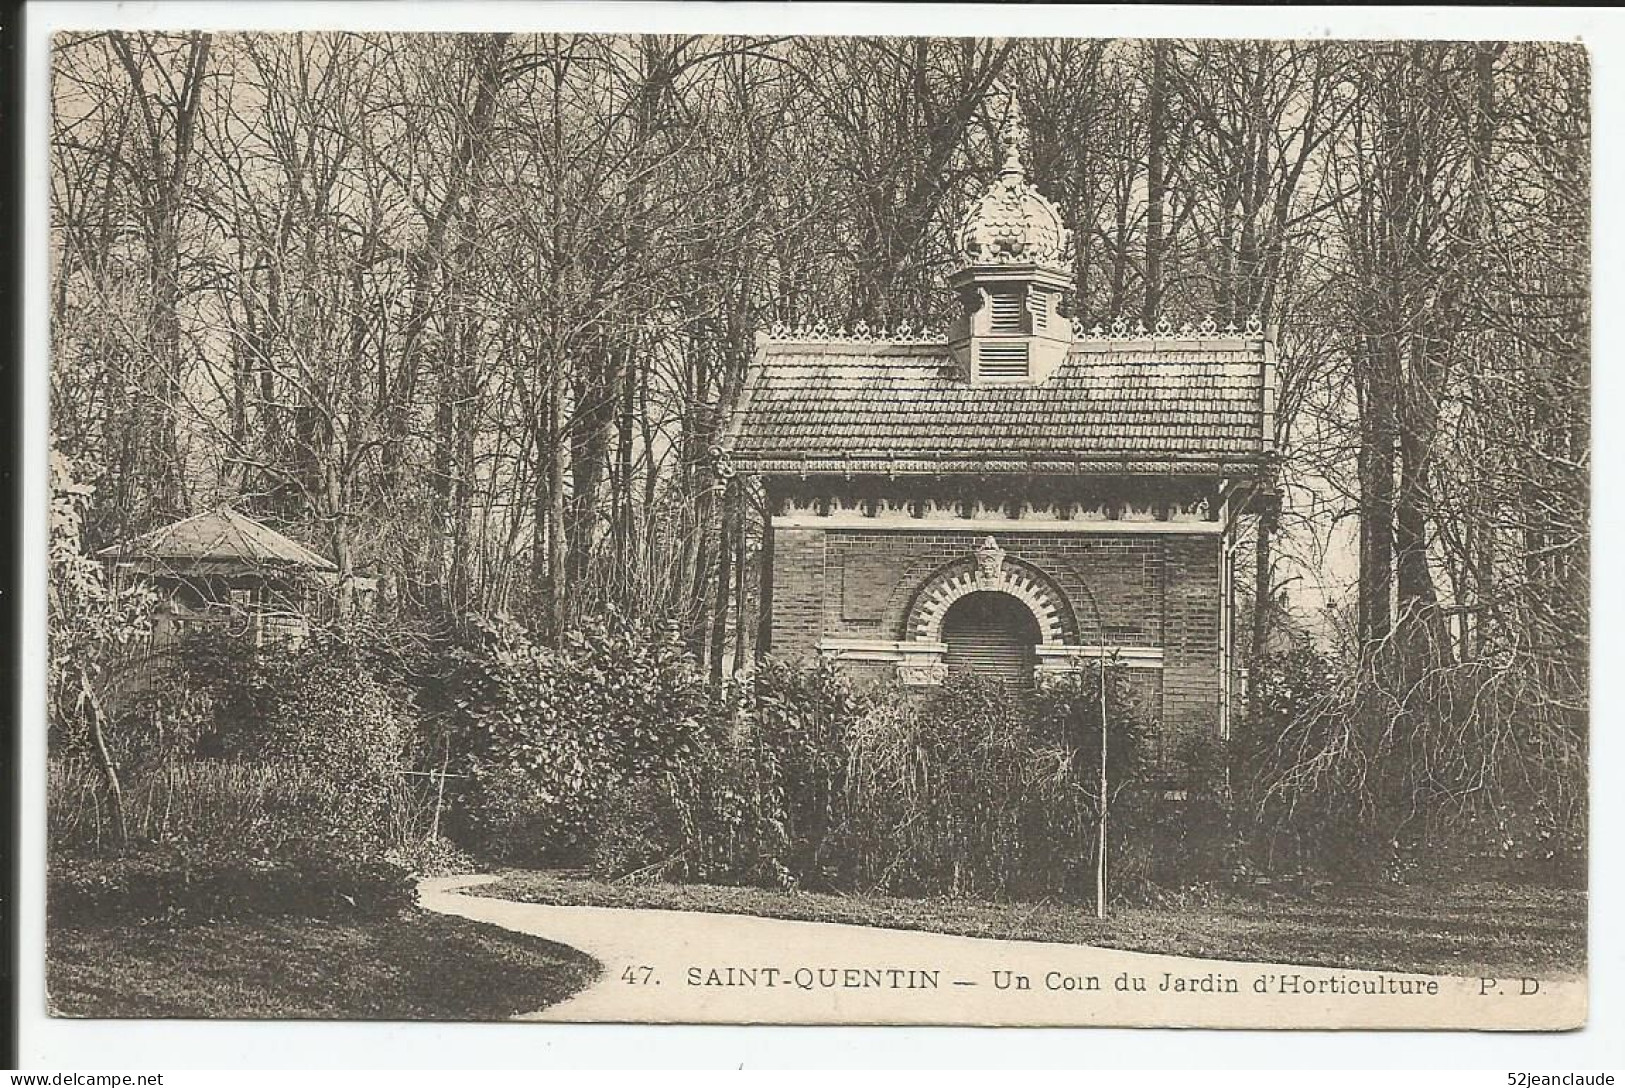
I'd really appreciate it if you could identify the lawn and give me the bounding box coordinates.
[482,871,1585,980]
[48,908,601,1019]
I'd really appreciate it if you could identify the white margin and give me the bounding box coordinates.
[19,1,1625,1071]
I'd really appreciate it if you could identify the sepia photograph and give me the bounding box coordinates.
[39,20,1589,1032]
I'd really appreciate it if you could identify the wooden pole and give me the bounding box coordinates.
[82,669,128,848]
[429,731,451,842]
[1096,649,1109,920]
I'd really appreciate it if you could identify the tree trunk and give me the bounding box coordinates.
[613,337,638,583]
[547,370,567,639]
[107,31,213,530]
[567,345,621,590]
[1358,334,1397,646]
[1247,495,1276,723]
[1142,40,1167,325]
[732,490,749,669]
[756,489,775,660]
[1395,339,1443,646]
[709,478,736,686]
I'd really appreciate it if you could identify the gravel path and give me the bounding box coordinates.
[418,875,1585,1029]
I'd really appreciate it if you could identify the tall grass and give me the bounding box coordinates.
[836,697,1102,899]
[48,756,431,860]
[591,670,1176,904]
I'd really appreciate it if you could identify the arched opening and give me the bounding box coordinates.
[941,591,1041,682]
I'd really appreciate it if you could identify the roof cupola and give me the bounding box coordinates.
[948,89,1074,386]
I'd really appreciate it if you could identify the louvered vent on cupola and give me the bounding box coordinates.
[1027,290,1048,330]
[976,340,1030,381]
[988,291,1024,333]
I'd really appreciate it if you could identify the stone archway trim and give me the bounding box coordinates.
[908,561,1069,645]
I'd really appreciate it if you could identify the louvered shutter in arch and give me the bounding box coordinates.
[941,591,1042,683]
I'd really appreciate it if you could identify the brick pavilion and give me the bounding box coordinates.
[719,98,1276,742]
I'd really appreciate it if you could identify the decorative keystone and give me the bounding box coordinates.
[974,535,1006,582]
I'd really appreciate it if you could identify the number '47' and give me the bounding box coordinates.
[622,965,656,985]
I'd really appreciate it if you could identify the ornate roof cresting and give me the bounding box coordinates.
[761,311,1265,344]
[766,318,946,344]
[1068,312,1265,341]
[957,88,1072,274]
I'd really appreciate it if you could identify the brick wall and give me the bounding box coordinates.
[765,521,1223,741]
[769,527,827,656]
[822,529,1165,646]
[1159,534,1222,738]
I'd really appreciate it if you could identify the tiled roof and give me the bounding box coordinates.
[98,506,337,571]
[724,337,1271,475]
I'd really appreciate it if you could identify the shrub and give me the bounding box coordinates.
[443,763,564,866]
[588,779,669,880]
[730,660,868,888]
[441,614,711,865]
[55,634,253,770]
[66,629,415,792]
[841,680,1050,897]
[107,676,218,769]
[1230,642,1588,884]
[383,835,478,878]
[47,448,157,767]
[1228,645,1358,876]
[49,850,416,926]
[1115,730,1236,894]
[200,637,410,855]
[590,715,795,888]
[587,661,893,891]
[56,642,236,772]
[51,626,418,862]
[206,637,408,778]
[1109,791,1234,904]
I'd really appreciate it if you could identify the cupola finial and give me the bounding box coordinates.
[1000,87,1026,180]
[956,85,1070,274]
